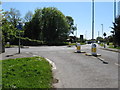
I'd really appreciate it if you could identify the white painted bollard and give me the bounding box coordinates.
[7,42,10,47]
[91,43,97,56]
[76,43,81,53]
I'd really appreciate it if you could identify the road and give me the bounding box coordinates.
[2,44,119,88]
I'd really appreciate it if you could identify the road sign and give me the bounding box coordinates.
[17,23,22,30]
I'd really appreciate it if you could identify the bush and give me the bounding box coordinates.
[10,37,43,46]
[21,37,43,46]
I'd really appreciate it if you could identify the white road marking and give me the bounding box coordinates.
[33,55,38,56]
[45,58,56,70]
[97,57,105,61]
[115,63,120,66]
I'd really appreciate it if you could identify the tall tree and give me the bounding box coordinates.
[24,9,43,40]
[66,16,76,35]
[24,7,70,45]
[111,15,120,46]
[41,7,69,44]
[24,11,33,22]
[3,8,21,28]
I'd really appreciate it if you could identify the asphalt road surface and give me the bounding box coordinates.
[2,44,119,88]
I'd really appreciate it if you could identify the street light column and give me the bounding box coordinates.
[101,24,103,38]
[114,0,116,22]
[92,0,95,40]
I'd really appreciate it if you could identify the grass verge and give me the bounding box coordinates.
[1,57,53,89]
[109,46,120,49]
[0,60,2,90]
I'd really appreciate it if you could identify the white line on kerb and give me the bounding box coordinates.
[45,58,56,70]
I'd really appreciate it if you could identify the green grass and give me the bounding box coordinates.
[1,57,53,89]
[68,43,85,46]
[99,43,104,47]
[0,61,2,90]
[109,46,120,49]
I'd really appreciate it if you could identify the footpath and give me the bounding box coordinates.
[100,47,120,53]
[97,44,120,53]
[0,49,33,60]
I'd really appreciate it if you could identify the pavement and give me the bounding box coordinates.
[0,44,119,88]
[100,47,120,53]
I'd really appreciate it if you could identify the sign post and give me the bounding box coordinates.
[17,22,22,54]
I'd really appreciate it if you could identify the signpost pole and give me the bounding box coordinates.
[17,22,22,54]
[18,30,20,54]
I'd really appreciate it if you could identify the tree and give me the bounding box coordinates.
[3,8,21,28]
[24,7,70,45]
[24,11,33,22]
[103,32,106,37]
[42,7,69,44]
[96,37,103,42]
[111,15,120,46]
[2,8,23,45]
[66,16,76,35]
[24,9,43,40]
[2,17,17,43]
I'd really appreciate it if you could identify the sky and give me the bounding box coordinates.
[2,1,120,39]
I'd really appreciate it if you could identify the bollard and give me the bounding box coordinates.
[91,43,97,56]
[76,43,81,53]
[68,42,71,47]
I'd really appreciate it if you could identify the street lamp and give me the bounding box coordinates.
[92,0,95,40]
[91,0,97,56]
[101,24,103,38]
[76,24,77,42]
[114,0,116,22]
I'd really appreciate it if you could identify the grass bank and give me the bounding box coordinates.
[1,57,53,89]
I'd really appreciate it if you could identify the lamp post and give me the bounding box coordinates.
[92,0,95,41]
[114,0,116,22]
[91,0,97,56]
[76,24,77,42]
[101,24,103,38]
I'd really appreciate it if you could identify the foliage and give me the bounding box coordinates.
[24,7,72,45]
[2,57,53,88]
[66,16,77,35]
[111,15,120,46]
[3,8,21,28]
[2,7,76,46]
[24,11,33,22]
[103,32,106,37]
[96,37,103,42]
[2,8,23,45]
